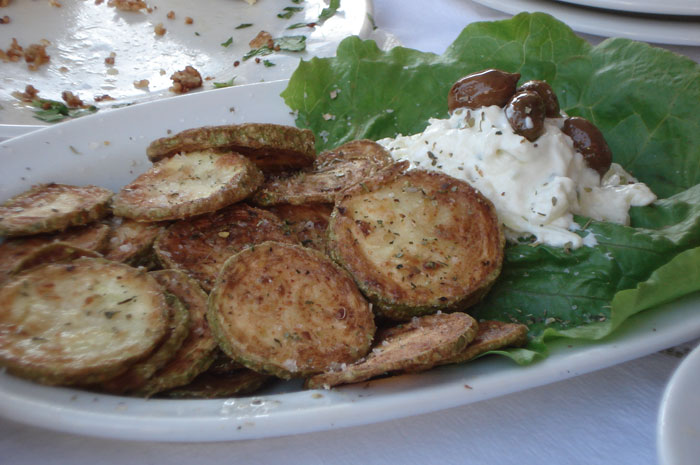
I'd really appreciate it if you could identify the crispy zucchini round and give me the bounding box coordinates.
[253,139,394,206]
[154,203,298,292]
[97,292,190,394]
[0,258,169,386]
[208,241,376,379]
[135,270,218,397]
[0,183,113,237]
[439,320,529,366]
[266,203,333,254]
[10,242,102,276]
[145,123,316,172]
[0,223,110,285]
[103,216,165,265]
[306,312,478,389]
[329,165,505,321]
[112,150,263,222]
[164,369,271,399]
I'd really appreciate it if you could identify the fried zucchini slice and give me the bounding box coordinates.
[208,241,376,379]
[0,183,113,237]
[329,165,505,321]
[112,150,264,222]
[207,349,244,374]
[154,204,298,292]
[267,203,333,254]
[134,270,218,396]
[98,292,190,394]
[440,320,529,365]
[10,242,101,275]
[146,123,316,172]
[253,140,394,206]
[164,369,271,399]
[0,258,169,386]
[0,222,110,285]
[103,216,165,266]
[305,312,478,389]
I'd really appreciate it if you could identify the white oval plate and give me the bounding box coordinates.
[658,342,700,465]
[1,80,700,442]
[473,0,700,45]
[557,0,700,16]
[0,0,372,131]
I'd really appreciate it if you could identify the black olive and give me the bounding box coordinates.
[562,117,612,175]
[516,80,560,117]
[505,91,546,142]
[447,69,520,113]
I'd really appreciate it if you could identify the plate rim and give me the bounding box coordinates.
[472,0,700,46]
[556,0,700,16]
[657,340,700,465]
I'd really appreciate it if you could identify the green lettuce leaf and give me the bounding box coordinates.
[281,12,700,360]
[282,12,700,199]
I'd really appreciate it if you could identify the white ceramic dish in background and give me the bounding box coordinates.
[1,80,700,442]
[556,0,700,16]
[473,0,700,45]
[658,342,700,465]
[0,0,372,132]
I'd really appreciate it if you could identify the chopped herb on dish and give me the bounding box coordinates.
[220,37,233,47]
[287,22,315,30]
[29,99,97,123]
[243,35,306,61]
[318,0,340,22]
[277,6,303,19]
[235,23,253,29]
[213,77,236,88]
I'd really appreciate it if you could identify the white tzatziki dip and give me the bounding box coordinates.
[378,106,657,248]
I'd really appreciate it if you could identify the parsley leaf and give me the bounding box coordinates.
[277,6,303,19]
[30,99,97,123]
[318,0,340,22]
[213,77,236,88]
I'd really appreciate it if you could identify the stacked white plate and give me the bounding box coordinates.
[473,0,700,45]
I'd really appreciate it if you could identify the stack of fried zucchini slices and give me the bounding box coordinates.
[0,123,528,396]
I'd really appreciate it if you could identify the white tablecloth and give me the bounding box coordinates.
[2,1,699,464]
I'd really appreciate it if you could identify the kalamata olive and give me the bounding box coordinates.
[447,69,520,113]
[505,91,546,142]
[562,117,613,175]
[517,80,560,117]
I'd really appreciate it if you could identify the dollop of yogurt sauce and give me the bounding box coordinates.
[378,106,656,248]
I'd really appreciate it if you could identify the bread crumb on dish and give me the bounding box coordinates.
[108,0,147,12]
[169,65,202,94]
[154,22,166,36]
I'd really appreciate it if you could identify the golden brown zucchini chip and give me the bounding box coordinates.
[207,349,244,374]
[208,241,376,379]
[154,203,298,292]
[103,216,166,266]
[134,270,218,397]
[0,183,113,237]
[267,203,333,254]
[0,258,169,386]
[0,222,110,285]
[164,369,271,399]
[98,292,190,394]
[440,320,529,366]
[253,140,394,206]
[329,165,505,321]
[306,312,478,389]
[10,242,102,275]
[145,123,316,172]
[112,150,263,222]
